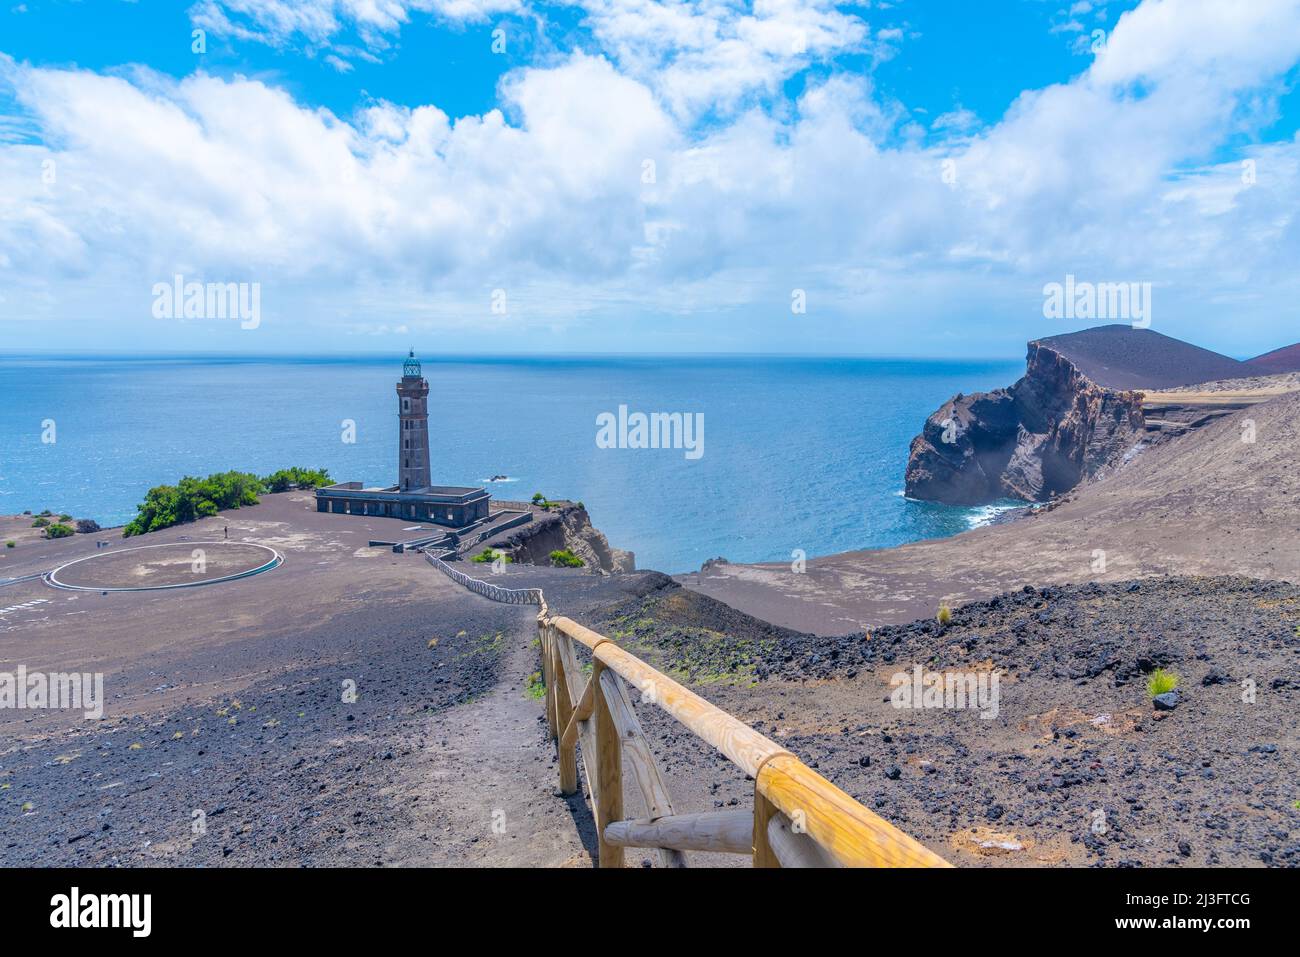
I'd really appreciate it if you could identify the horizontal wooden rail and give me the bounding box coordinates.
[545,614,951,869]
[423,556,949,868]
[549,616,790,779]
[604,811,751,854]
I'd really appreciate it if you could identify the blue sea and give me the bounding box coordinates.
[0,355,1022,573]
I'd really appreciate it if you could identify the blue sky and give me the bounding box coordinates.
[2,0,1300,358]
[2,1,1145,127]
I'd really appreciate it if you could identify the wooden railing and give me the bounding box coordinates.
[540,614,951,868]
[428,557,950,867]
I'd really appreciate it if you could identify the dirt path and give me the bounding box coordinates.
[391,597,597,867]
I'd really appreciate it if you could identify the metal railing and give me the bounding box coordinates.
[424,551,543,605]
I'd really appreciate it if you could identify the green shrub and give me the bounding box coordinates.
[549,548,584,568]
[31,517,49,528]
[262,466,332,493]
[4,540,14,548]
[58,513,72,522]
[44,523,74,539]
[524,671,546,700]
[936,603,952,627]
[123,470,265,537]
[1147,668,1179,697]
[471,548,512,565]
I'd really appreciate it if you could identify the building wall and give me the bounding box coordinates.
[315,490,489,527]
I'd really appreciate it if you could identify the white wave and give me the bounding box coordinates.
[964,503,1022,529]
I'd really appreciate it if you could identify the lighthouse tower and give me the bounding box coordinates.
[397,350,431,491]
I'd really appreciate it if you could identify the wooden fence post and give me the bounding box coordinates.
[752,786,781,868]
[593,660,624,868]
[552,628,578,795]
[541,622,558,742]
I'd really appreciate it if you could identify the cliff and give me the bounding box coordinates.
[490,503,635,574]
[904,341,1145,505]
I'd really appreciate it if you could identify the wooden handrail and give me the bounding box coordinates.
[544,613,951,868]
[425,557,949,868]
[549,615,791,778]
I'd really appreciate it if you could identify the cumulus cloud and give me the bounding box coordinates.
[2,0,1300,354]
[189,0,521,48]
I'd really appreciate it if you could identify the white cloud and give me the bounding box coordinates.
[4,0,1300,355]
[931,106,979,133]
[574,0,879,121]
[191,1,884,121]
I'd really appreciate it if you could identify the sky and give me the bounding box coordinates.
[1,0,1299,358]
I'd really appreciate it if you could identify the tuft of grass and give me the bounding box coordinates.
[128,742,143,751]
[21,802,34,812]
[549,548,585,568]
[524,671,546,700]
[936,603,952,627]
[1147,668,1180,697]
[4,540,14,548]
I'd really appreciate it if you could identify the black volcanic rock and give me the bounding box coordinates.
[905,339,1144,505]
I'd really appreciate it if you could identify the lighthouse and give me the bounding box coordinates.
[397,350,431,492]
[315,350,489,525]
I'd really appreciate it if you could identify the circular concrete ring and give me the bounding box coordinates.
[46,541,283,592]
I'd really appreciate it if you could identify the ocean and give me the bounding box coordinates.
[0,354,1023,573]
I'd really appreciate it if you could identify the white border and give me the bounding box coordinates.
[45,541,284,592]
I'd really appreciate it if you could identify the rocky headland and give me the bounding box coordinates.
[905,325,1261,506]
[486,501,635,574]
[905,339,1144,505]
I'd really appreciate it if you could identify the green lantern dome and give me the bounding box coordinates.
[403,349,421,377]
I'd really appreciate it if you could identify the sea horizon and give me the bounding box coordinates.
[1,352,1024,573]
